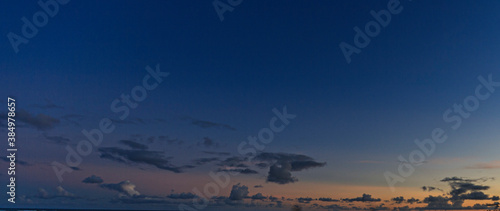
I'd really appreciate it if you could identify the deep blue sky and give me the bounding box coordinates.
[1,0,500,210]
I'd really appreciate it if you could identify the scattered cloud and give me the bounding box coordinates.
[218,168,258,174]
[251,193,267,200]
[0,157,30,166]
[422,176,496,208]
[82,175,104,184]
[318,197,339,202]
[202,151,231,156]
[193,157,219,165]
[229,183,249,201]
[392,196,405,204]
[466,160,500,169]
[36,186,77,199]
[184,116,236,131]
[198,137,220,148]
[119,140,148,150]
[254,152,326,184]
[3,109,60,130]
[98,147,190,173]
[343,194,381,202]
[100,180,140,197]
[167,192,197,199]
[43,133,71,145]
[267,162,297,184]
[422,186,443,192]
[297,197,313,203]
[424,195,451,209]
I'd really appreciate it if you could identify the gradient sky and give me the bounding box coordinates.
[1,0,500,210]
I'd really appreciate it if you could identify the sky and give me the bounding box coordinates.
[1,0,500,210]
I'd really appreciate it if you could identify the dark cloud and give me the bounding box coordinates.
[446,177,491,207]
[201,151,231,156]
[193,157,219,165]
[218,156,246,167]
[422,186,442,192]
[184,117,236,131]
[473,203,490,209]
[440,176,493,183]
[82,175,104,184]
[318,197,339,202]
[0,157,30,166]
[218,168,258,174]
[98,147,188,173]
[6,109,60,130]
[251,193,267,200]
[424,195,451,208]
[406,197,420,204]
[119,140,148,150]
[269,196,279,202]
[43,133,71,145]
[460,192,490,200]
[167,192,197,199]
[254,185,263,188]
[228,183,249,201]
[318,204,349,210]
[113,195,169,204]
[267,162,297,184]
[100,180,140,197]
[290,160,326,171]
[343,194,381,202]
[256,162,268,168]
[254,152,326,185]
[198,137,220,148]
[423,176,496,208]
[297,197,313,203]
[392,196,405,204]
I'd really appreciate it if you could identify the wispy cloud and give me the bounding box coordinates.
[43,133,71,145]
[31,99,63,109]
[0,109,60,130]
[466,160,500,169]
[183,116,236,131]
[98,147,192,173]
